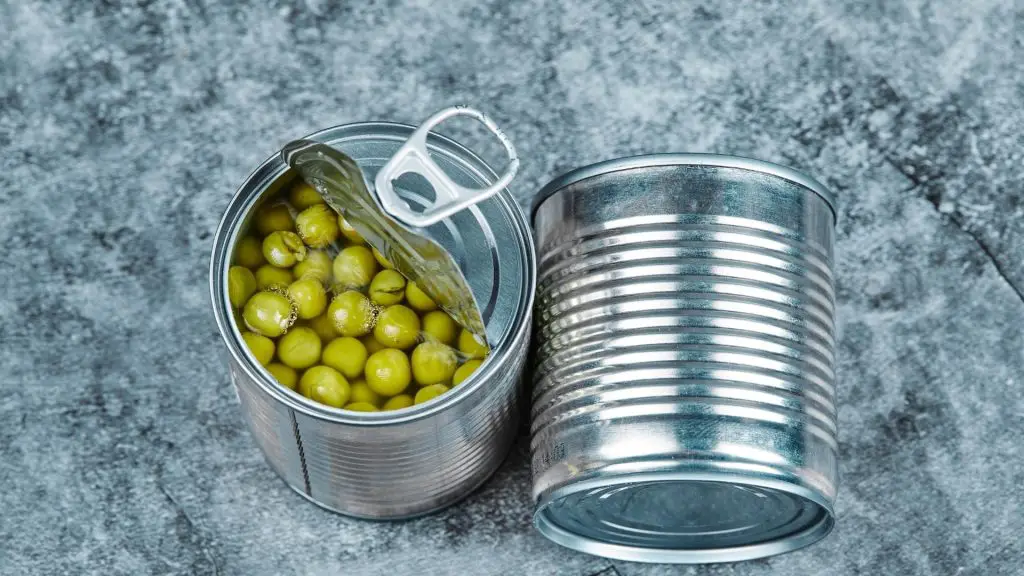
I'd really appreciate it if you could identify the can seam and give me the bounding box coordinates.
[530,154,838,224]
[289,409,311,496]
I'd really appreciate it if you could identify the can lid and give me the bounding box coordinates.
[534,473,835,564]
[280,106,518,338]
[531,154,837,223]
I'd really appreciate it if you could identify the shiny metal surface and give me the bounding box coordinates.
[210,122,535,519]
[530,155,838,562]
[372,106,520,228]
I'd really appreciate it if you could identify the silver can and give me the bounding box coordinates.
[530,155,838,563]
[210,122,536,519]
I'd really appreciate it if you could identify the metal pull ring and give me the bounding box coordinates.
[373,106,520,228]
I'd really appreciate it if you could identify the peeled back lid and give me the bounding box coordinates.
[281,106,520,339]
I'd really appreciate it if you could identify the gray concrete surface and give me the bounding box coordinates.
[2,1,1023,574]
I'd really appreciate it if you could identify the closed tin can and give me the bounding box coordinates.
[210,122,535,519]
[530,155,838,563]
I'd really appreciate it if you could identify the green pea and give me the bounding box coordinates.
[255,204,294,236]
[289,182,324,210]
[421,310,457,345]
[414,384,449,405]
[372,247,394,269]
[298,365,350,408]
[321,337,368,380]
[373,305,420,350]
[228,266,257,308]
[405,281,437,312]
[411,342,458,386]
[277,326,322,369]
[266,363,298,390]
[338,215,365,244]
[296,204,340,248]
[307,312,338,343]
[294,250,333,282]
[327,290,378,337]
[263,231,307,268]
[287,278,327,320]
[382,394,414,411]
[345,401,379,412]
[242,331,275,366]
[452,359,482,386]
[348,378,382,407]
[361,334,385,355]
[234,236,266,268]
[243,291,295,337]
[365,349,412,396]
[333,245,378,289]
[368,269,406,306]
[255,264,293,290]
[458,329,489,359]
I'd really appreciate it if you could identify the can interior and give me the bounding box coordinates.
[213,123,534,422]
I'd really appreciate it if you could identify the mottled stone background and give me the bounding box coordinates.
[2,1,1023,575]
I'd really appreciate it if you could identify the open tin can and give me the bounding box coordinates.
[530,155,838,563]
[211,114,839,562]
[210,119,535,519]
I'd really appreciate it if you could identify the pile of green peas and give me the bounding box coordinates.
[228,181,489,412]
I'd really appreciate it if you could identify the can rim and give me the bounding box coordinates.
[531,153,838,223]
[533,471,835,564]
[209,121,536,426]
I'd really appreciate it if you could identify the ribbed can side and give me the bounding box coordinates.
[296,332,528,518]
[532,214,838,490]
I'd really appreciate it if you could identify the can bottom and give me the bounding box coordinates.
[534,473,834,564]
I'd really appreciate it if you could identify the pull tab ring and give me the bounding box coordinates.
[373,106,520,228]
